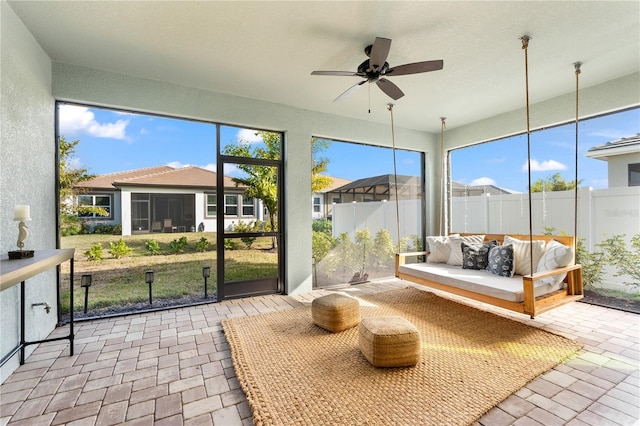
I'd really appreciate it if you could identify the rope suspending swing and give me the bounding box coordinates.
[573,61,582,260]
[388,104,402,253]
[440,117,447,236]
[521,35,535,277]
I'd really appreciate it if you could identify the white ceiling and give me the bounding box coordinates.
[8,1,640,133]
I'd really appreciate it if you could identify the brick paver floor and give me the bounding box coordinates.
[1,278,638,425]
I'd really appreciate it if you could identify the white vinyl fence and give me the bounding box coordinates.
[332,199,423,248]
[331,187,639,292]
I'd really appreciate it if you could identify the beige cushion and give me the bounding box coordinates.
[312,293,360,333]
[504,235,545,276]
[426,234,459,263]
[537,240,574,285]
[447,235,485,266]
[359,316,420,367]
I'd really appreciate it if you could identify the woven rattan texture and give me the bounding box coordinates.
[222,287,582,426]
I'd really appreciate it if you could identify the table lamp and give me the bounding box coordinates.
[9,205,34,259]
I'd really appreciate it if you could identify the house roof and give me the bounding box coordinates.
[332,174,420,192]
[318,176,352,193]
[8,2,639,134]
[77,166,241,191]
[585,133,640,161]
[451,181,519,196]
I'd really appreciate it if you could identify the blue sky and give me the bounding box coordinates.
[59,104,638,192]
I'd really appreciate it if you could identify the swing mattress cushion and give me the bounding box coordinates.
[397,262,564,303]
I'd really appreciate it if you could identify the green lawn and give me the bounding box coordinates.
[60,232,278,315]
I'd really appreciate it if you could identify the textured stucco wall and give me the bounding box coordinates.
[608,152,640,188]
[0,1,56,383]
[51,62,435,297]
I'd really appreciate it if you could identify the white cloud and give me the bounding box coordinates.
[167,161,190,169]
[235,129,262,144]
[470,177,496,186]
[201,163,216,172]
[521,159,567,172]
[58,105,128,140]
[223,163,240,176]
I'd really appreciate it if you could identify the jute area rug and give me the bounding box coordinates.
[222,287,582,425]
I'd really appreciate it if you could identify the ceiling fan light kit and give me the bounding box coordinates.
[311,37,444,102]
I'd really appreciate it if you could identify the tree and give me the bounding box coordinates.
[311,137,332,193]
[223,131,280,248]
[59,136,107,233]
[530,172,583,192]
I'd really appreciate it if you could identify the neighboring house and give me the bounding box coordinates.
[585,133,640,187]
[451,182,519,197]
[328,174,422,205]
[312,175,351,220]
[75,165,262,236]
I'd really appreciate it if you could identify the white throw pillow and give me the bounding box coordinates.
[503,235,545,276]
[426,234,459,263]
[447,235,485,266]
[537,239,574,285]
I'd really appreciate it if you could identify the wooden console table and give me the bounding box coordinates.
[0,249,75,366]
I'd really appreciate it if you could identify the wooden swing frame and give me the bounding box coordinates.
[392,37,584,318]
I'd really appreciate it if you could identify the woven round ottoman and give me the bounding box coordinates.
[359,316,420,367]
[311,293,360,333]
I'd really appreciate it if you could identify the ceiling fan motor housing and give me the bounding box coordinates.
[357,60,389,80]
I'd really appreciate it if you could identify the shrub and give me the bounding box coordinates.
[598,234,640,289]
[94,223,120,235]
[60,214,82,236]
[169,236,189,254]
[195,237,209,252]
[312,218,332,235]
[354,228,373,272]
[145,239,161,255]
[324,232,357,275]
[312,231,334,262]
[372,229,396,269]
[233,221,259,249]
[224,239,239,250]
[85,243,103,261]
[109,238,132,259]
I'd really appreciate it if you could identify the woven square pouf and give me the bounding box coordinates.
[359,316,421,367]
[311,293,360,333]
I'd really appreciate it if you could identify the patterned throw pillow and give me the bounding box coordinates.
[447,235,485,266]
[462,240,498,270]
[537,240,574,285]
[503,235,545,276]
[487,244,515,277]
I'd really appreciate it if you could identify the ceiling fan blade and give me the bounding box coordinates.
[311,70,360,76]
[334,80,367,102]
[376,78,404,100]
[386,60,444,76]
[368,37,391,71]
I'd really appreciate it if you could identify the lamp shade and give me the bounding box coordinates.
[14,205,31,221]
[145,270,154,284]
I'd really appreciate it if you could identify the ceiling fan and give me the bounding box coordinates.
[311,37,443,102]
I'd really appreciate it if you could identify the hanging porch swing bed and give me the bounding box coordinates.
[395,233,583,318]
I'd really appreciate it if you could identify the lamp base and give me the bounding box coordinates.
[8,250,34,259]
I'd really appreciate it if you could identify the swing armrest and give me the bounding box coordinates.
[395,251,429,272]
[525,264,582,281]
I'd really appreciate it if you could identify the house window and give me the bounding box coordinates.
[225,195,238,216]
[206,194,217,217]
[77,194,112,218]
[313,197,321,213]
[629,163,640,187]
[242,196,255,216]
